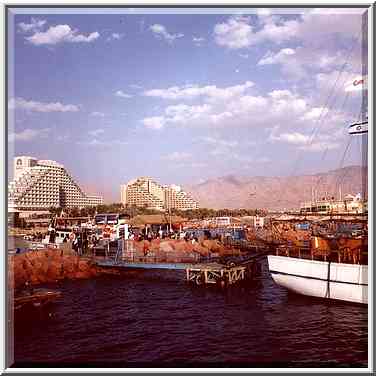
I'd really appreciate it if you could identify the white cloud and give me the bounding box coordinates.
[258,47,345,79]
[115,90,133,98]
[300,107,329,121]
[107,32,124,41]
[142,104,212,130]
[299,8,362,41]
[144,81,254,101]
[142,78,351,155]
[150,24,184,44]
[88,128,105,137]
[142,116,165,130]
[90,111,105,117]
[271,131,310,145]
[210,111,233,124]
[270,128,342,152]
[162,152,192,161]
[201,136,238,148]
[26,24,99,45]
[214,16,254,49]
[193,36,205,46]
[112,33,122,39]
[9,128,50,142]
[299,140,340,152]
[214,10,361,51]
[258,48,296,65]
[18,18,46,33]
[165,103,212,123]
[8,97,79,112]
[78,138,127,147]
[213,15,299,50]
[201,136,238,157]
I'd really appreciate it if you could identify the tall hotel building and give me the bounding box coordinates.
[8,156,103,211]
[120,177,199,211]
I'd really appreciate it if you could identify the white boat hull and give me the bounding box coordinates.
[267,255,368,304]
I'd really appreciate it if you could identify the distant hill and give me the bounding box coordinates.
[185,166,367,210]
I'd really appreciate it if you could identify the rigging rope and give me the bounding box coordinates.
[288,29,362,179]
[334,137,353,194]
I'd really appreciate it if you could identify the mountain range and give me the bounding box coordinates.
[185,166,367,210]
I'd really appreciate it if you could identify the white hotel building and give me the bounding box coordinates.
[8,156,103,211]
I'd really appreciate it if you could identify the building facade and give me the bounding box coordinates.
[8,156,103,211]
[121,177,199,211]
[300,193,366,214]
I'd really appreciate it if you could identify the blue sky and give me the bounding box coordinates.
[8,8,367,202]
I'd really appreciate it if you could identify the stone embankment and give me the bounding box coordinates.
[131,238,236,257]
[9,248,98,289]
[9,239,242,289]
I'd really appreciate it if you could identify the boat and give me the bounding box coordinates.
[268,254,367,304]
[266,58,368,304]
[14,288,62,310]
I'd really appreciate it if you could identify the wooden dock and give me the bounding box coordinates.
[96,259,251,286]
[186,264,246,286]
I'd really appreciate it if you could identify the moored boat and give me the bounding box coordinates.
[268,254,367,304]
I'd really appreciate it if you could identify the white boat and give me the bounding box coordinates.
[267,255,368,304]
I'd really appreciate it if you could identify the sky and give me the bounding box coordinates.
[7,7,368,202]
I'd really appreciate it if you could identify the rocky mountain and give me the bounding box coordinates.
[185,166,367,210]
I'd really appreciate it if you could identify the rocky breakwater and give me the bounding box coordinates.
[9,248,98,290]
[131,238,241,261]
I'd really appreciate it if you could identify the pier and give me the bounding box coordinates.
[95,240,269,286]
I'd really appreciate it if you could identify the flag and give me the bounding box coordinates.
[349,121,368,135]
[345,76,367,92]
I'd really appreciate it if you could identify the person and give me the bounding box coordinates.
[49,230,56,244]
[82,231,88,255]
[69,231,76,243]
[116,235,124,261]
[77,235,82,256]
[72,237,78,253]
[63,234,68,243]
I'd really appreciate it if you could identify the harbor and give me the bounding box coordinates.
[6,4,370,371]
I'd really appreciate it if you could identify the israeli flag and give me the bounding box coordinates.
[349,121,368,135]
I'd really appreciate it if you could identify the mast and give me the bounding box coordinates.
[361,12,368,203]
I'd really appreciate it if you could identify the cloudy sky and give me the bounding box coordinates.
[8,8,368,202]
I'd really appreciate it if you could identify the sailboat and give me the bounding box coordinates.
[267,25,369,305]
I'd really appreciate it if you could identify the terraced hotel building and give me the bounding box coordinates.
[120,177,199,211]
[8,156,103,211]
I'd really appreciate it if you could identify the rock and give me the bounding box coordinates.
[150,239,161,251]
[78,260,90,272]
[192,243,209,256]
[75,271,90,279]
[160,242,174,253]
